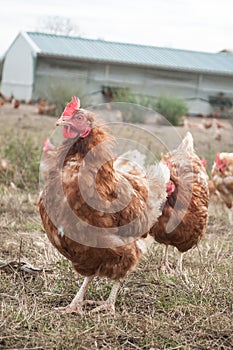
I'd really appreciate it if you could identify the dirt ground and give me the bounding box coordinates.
[1,102,232,165]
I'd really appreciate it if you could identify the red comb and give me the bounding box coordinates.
[216,152,221,165]
[61,96,80,117]
[201,158,207,168]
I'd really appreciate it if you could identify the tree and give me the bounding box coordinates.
[36,16,80,36]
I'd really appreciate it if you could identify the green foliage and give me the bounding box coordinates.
[137,94,154,109]
[111,88,153,123]
[112,87,153,108]
[111,88,187,125]
[0,134,41,191]
[154,95,188,126]
[122,107,145,123]
[112,87,138,104]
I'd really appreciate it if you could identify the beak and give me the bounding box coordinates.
[56,115,72,126]
[56,116,71,126]
[56,117,63,126]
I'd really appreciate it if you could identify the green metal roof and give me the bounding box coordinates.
[26,32,233,76]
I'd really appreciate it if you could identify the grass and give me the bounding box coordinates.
[0,103,233,349]
[1,134,41,190]
[1,215,232,349]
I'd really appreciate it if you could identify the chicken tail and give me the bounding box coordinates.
[114,149,146,173]
[178,131,194,153]
[146,162,170,227]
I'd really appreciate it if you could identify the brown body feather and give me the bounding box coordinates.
[38,119,167,284]
[38,200,141,280]
[39,127,142,280]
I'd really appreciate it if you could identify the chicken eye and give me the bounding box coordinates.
[76,115,83,121]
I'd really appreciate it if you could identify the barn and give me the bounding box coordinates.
[1,31,233,114]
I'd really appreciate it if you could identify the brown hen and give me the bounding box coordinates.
[150,132,209,272]
[38,97,169,314]
[211,152,233,224]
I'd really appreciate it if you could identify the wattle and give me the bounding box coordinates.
[62,125,79,139]
[80,127,91,138]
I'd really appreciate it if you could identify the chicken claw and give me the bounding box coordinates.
[54,304,84,314]
[90,301,115,315]
[87,281,120,315]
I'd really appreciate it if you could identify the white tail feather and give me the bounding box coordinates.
[115,150,146,168]
[179,132,194,153]
[146,162,170,228]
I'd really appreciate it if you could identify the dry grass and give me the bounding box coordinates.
[1,202,232,350]
[0,103,233,350]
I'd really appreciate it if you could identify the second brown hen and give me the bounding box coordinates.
[150,132,209,272]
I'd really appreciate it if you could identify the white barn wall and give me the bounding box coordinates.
[200,74,233,96]
[34,58,200,101]
[2,32,232,115]
[1,34,36,101]
[33,57,233,114]
[34,58,91,100]
[5,43,229,114]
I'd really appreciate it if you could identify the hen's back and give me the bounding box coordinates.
[150,132,209,252]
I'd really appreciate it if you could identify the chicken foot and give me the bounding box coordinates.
[159,245,173,273]
[84,281,121,315]
[160,246,184,274]
[54,275,94,314]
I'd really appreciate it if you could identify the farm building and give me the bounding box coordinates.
[1,31,233,114]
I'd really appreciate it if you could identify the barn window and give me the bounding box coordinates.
[209,92,233,112]
[102,86,133,103]
[102,86,113,101]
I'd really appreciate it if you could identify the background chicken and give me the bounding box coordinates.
[150,132,209,272]
[12,98,20,109]
[200,158,220,205]
[37,99,56,115]
[38,96,170,314]
[211,152,233,224]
